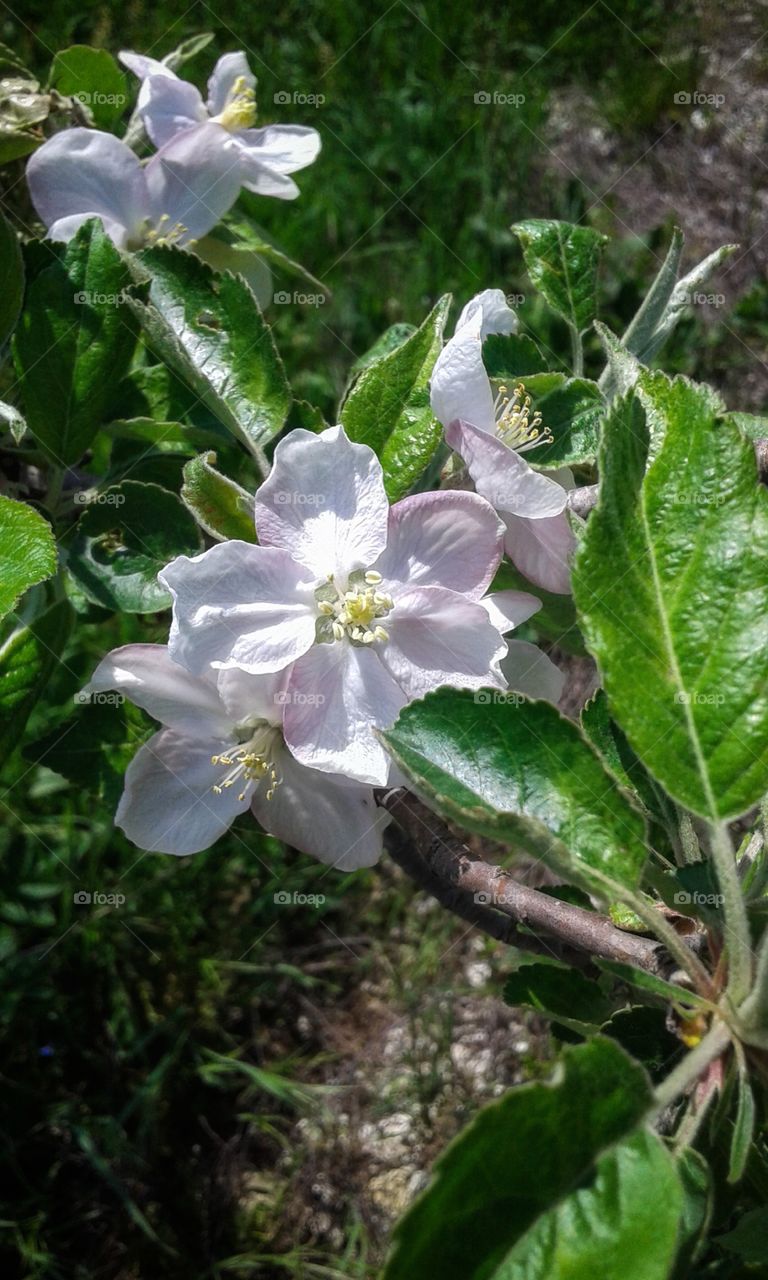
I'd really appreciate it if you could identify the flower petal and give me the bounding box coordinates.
[380,585,507,700]
[479,590,542,633]
[159,542,318,676]
[85,643,232,737]
[47,213,130,248]
[237,125,321,173]
[430,287,516,433]
[137,73,206,148]
[501,640,565,704]
[283,642,406,786]
[445,418,567,518]
[253,749,387,869]
[216,666,287,727]
[144,122,244,243]
[116,730,250,854]
[254,425,390,579]
[502,509,576,594]
[26,128,146,242]
[119,51,175,80]
[373,490,503,600]
[207,51,256,115]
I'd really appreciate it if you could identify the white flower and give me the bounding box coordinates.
[430,288,576,594]
[119,49,321,200]
[84,644,388,867]
[26,126,243,249]
[159,425,551,786]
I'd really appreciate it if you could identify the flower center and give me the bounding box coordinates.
[214,76,257,131]
[493,382,553,452]
[143,214,193,249]
[315,569,393,646]
[211,721,280,803]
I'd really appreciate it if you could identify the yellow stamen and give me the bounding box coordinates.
[214,75,257,131]
[493,382,553,452]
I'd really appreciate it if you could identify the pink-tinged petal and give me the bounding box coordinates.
[253,750,387,869]
[159,542,318,676]
[85,643,232,737]
[373,490,503,600]
[119,51,175,81]
[207,51,256,115]
[237,125,321,174]
[137,73,206,147]
[283,642,406,786]
[430,288,516,433]
[380,585,507,700]
[446,418,567,518]
[144,122,244,243]
[26,129,147,243]
[254,426,390,579]
[501,640,565,704]
[479,590,541,633]
[116,730,250,854]
[502,510,576,595]
[216,666,288,727]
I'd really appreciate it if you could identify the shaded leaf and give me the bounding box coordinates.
[0,494,56,621]
[181,452,257,542]
[513,219,607,334]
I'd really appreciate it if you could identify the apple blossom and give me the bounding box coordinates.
[430,288,576,594]
[119,49,321,200]
[159,426,557,787]
[84,644,388,867]
[26,126,243,250]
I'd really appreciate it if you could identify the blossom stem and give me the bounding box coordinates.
[653,1020,732,1114]
[709,820,753,1006]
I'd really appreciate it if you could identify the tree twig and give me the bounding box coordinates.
[380,789,697,979]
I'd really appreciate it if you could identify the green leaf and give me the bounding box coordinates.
[23,698,150,808]
[0,494,57,621]
[728,1070,755,1183]
[0,127,40,164]
[0,600,72,768]
[49,46,128,128]
[595,321,642,401]
[381,688,648,891]
[673,1149,711,1276]
[0,76,49,131]
[0,207,23,346]
[181,452,257,542]
[340,295,451,501]
[723,411,768,442]
[131,246,290,456]
[13,221,138,465]
[716,1207,768,1264]
[573,373,768,820]
[0,399,26,443]
[482,331,548,379]
[599,1005,681,1080]
[594,958,708,1012]
[512,372,604,467]
[383,1037,653,1280]
[67,481,202,613]
[620,231,737,367]
[498,1130,683,1280]
[504,961,615,1033]
[512,219,607,334]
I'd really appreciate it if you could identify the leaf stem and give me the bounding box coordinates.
[709,821,753,1005]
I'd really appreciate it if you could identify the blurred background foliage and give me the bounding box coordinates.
[1,0,767,1276]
